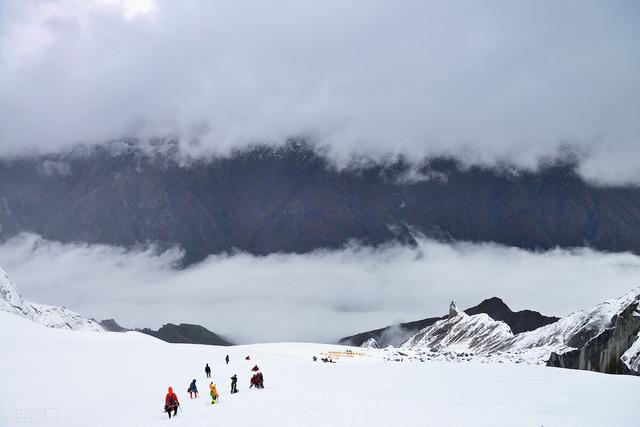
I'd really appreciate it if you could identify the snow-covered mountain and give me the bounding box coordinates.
[0,267,102,331]
[361,337,380,349]
[508,289,640,353]
[400,289,640,375]
[402,312,513,353]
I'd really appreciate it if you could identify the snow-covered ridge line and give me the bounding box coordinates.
[395,288,640,374]
[0,267,102,331]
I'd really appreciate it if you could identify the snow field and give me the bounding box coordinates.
[1,312,638,427]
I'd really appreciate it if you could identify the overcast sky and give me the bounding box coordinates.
[1,0,639,183]
[1,1,640,344]
[1,233,639,343]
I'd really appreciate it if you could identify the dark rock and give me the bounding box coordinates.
[98,318,131,332]
[547,349,580,369]
[465,297,560,335]
[138,323,233,346]
[4,141,640,264]
[547,302,640,375]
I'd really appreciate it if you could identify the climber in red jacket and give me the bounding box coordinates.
[164,387,180,418]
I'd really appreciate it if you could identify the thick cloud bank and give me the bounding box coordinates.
[1,0,639,183]
[1,233,639,343]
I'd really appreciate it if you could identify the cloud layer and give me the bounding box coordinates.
[1,0,639,182]
[1,233,639,343]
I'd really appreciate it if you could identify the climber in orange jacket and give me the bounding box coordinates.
[164,387,180,418]
[209,382,219,404]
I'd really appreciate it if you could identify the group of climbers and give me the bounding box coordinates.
[249,365,264,389]
[163,354,264,419]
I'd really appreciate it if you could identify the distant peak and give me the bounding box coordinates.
[476,297,510,309]
[483,296,506,304]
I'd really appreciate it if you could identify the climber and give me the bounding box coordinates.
[250,373,259,389]
[164,387,180,419]
[205,363,211,378]
[226,354,230,364]
[257,371,264,389]
[209,382,219,404]
[188,379,198,399]
[230,374,238,394]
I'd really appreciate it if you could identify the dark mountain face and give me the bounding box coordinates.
[2,141,640,264]
[97,317,232,346]
[98,318,130,332]
[465,297,560,334]
[139,323,232,346]
[338,298,559,347]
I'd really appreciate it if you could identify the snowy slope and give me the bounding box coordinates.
[402,312,513,353]
[1,311,639,427]
[0,266,102,331]
[361,337,380,349]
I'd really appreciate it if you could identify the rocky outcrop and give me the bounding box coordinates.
[465,297,560,335]
[621,333,640,375]
[547,302,640,375]
[98,318,233,346]
[449,300,459,319]
[139,323,232,346]
[97,318,131,332]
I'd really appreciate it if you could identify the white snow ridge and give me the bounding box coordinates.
[397,290,640,369]
[361,337,380,349]
[0,266,102,331]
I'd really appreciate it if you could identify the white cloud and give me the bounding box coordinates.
[1,233,639,343]
[0,1,639,182]
[95,0,157,20]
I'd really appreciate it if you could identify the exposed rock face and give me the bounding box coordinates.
[338,297,558,347]
[465,297,560,334]
[621,333,640,375]
[547,302,640,375]
[139,323,232,346]
[5,141,640,264]
[98,318,131,332]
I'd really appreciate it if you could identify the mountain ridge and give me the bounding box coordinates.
[3,141,640,264]
[393,288,640,375]
[338,297,559,347]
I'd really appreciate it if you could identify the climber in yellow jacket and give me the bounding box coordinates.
[209,382,219,404]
